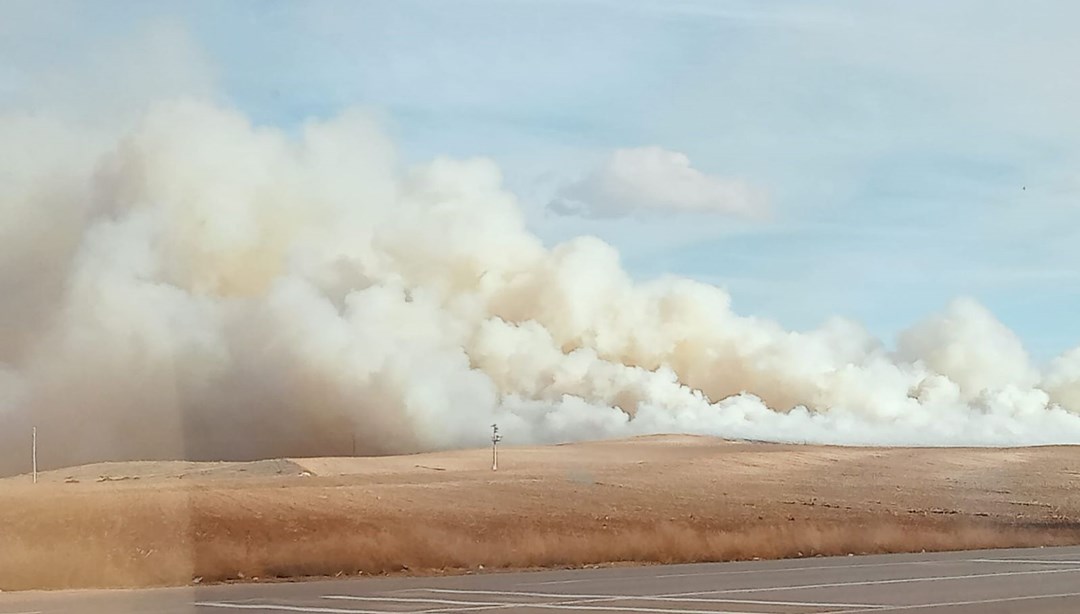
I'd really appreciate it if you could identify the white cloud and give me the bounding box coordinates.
[549,147,767,218]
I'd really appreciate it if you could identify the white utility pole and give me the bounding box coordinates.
[491,423,501,471]
[32,427,37,484]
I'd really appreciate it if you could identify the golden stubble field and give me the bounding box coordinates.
[2,435,1080,591]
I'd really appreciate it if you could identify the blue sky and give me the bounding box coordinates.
[5,0,1080,361]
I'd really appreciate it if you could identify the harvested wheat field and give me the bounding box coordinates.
[2,435,1080,591]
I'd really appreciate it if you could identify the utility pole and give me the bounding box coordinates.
[491,424,501,471]
[32,427,37,485]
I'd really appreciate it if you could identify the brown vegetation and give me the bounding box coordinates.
[2,435,1079,591]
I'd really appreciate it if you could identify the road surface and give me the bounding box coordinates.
[3,546,1080,613]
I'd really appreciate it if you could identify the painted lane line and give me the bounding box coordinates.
[420,606,530,614]
[422,589,668,600]
[531,595,885,608]
[417,589,884,609]
[821,590,1080,614]
[664,566,1080,597]
[512,605,761,614]
[968,558,1080,565]
[628,596,885,609]
[651,597,885,608]
[414,605,760,614]
[196,602,395,614]
[325,595,503,606]
[418,596,623,614]
[407,595,759,614]
[325,593,636,614]
[544,596,886,611]
[416,598,740,614]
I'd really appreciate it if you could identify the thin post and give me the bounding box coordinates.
[491,424,501,471]
[32,427,37,485]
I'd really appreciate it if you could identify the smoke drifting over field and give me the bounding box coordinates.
[3,101,1080,474]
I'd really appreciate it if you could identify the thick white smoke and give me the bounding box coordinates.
[2,100,1080,474]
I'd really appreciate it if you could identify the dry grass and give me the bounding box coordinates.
[194,522,1079,579]
[2,436,1080,591]
[5,516,1078,591]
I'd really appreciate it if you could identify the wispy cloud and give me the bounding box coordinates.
[548,146,767,218]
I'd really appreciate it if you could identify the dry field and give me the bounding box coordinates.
[2,435,1080,591]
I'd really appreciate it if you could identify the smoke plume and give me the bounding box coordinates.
[2,100,1080,474]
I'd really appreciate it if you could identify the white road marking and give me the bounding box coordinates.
[420,588,668,599]
[545,596,885,611]
[322,593,761,614]
[646,596,885,608]
[420,603,759,614]
[418,589,885,609]
[418,596,619,614]
[325,595,502,606]
[665,566,1080,597]
[638,596,885,609]
[196,602,394,614]
[506,605,761,614]
[968,558,1080,565]
[420,606,536,614]
[427,603,761,614]
[822,590,1080,613]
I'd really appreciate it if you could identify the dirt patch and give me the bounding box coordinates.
[2,436,1079,591]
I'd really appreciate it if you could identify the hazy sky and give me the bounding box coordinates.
[5,0,1079,361]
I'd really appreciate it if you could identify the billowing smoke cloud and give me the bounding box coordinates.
[2,100,1080,475]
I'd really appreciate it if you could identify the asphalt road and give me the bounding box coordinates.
[4,546,1080,614]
